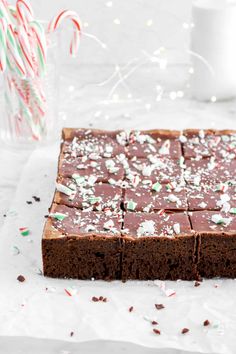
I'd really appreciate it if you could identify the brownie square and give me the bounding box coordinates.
[182,129,236,160]
[187,183,236,211]
[62,128,127,157]
[184,158,236,185]
[42,204,123,280]
[190,210,236,278]
[54,177,122,211]
[126,156,184,184]
[122,212,197,280]
[124,184,187,212]
[126,130,181,159]
[58,154,126,182]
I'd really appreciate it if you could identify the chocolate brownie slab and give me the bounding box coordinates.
[190,210,236,278]
[62,128,128,157]
[42,204,123,280]
[182,129,236,160]
[126,130,181,159]
[124,184,187,212]
[122,212,197,280]
[54,177,122,211]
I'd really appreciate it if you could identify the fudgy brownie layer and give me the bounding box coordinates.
[42,204,123,280]
[122,212,197,280]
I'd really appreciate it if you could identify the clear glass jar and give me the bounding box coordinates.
[0,30,60,147]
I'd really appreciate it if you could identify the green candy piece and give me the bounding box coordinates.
[72,174,85,185]
[88,196,102,205]
[152,182,162,192]
[127,200,137,211]
[50,212,67,221]
[230,208,236,214]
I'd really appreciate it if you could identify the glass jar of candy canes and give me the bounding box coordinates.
[0,27,60,146]
[0,1,81,146]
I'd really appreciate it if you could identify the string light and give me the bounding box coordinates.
[106,1,113,7]
[113,18,121,25]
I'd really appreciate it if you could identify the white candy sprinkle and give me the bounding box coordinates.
[179,135,187,143]
[103,220,115,230]
[137,220,155,237]
[199,130,205,139]
[199,202,207,209]
[211,214,232,226]
[142,165,153,177]
[56,183,74,196]
[168,194,180,203]
[173,223,180,234]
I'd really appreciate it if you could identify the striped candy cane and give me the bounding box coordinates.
[0,18,7,72]
[16,0,33,30]
[48,10,81,57]
[29,20,47,74]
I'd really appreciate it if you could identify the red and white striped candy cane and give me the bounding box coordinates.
[48,10,81,57]
[16,0,33,30]
[0,18,7,72]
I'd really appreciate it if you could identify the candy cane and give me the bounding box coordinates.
[16,0,33,30]
[29,20,47,74]
[6,24,26,76]
[48,10,81,56]
[0,18,7,72]
[17,25,35,77]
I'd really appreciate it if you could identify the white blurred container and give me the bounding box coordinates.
[190,0,236,101]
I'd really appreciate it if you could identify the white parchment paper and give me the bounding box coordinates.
[0,144,235,354]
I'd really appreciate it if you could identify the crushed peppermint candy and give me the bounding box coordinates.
[103,220,115,230]
[179,135,187,143]
[126,200,137,211]
[230,208,236,214]
[50,212,67,221]
[159,140,170,155]
[173,223,180,235]
[137,220,155,237]
[152,182,162,192]
[211,214,232,226]
[168,194,180,204]
[19,227,30,236]
[56,183,74,196]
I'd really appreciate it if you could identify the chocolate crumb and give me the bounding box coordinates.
[17,275,25,282]
[203,319,210,326]
[3,214,6,217]
[153,328,161,335]
[32,196,40,202]
[99,296,103,301]
[92,296,99,302]
[152,321,158,325]
[102,297,107,302]
[155,304,165,310]
[70,331,74,337]
[129,306,134,312]
[26,201,32,205]
[44,215,49,218]
[181,328,189,334]
[194,281,201,287]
